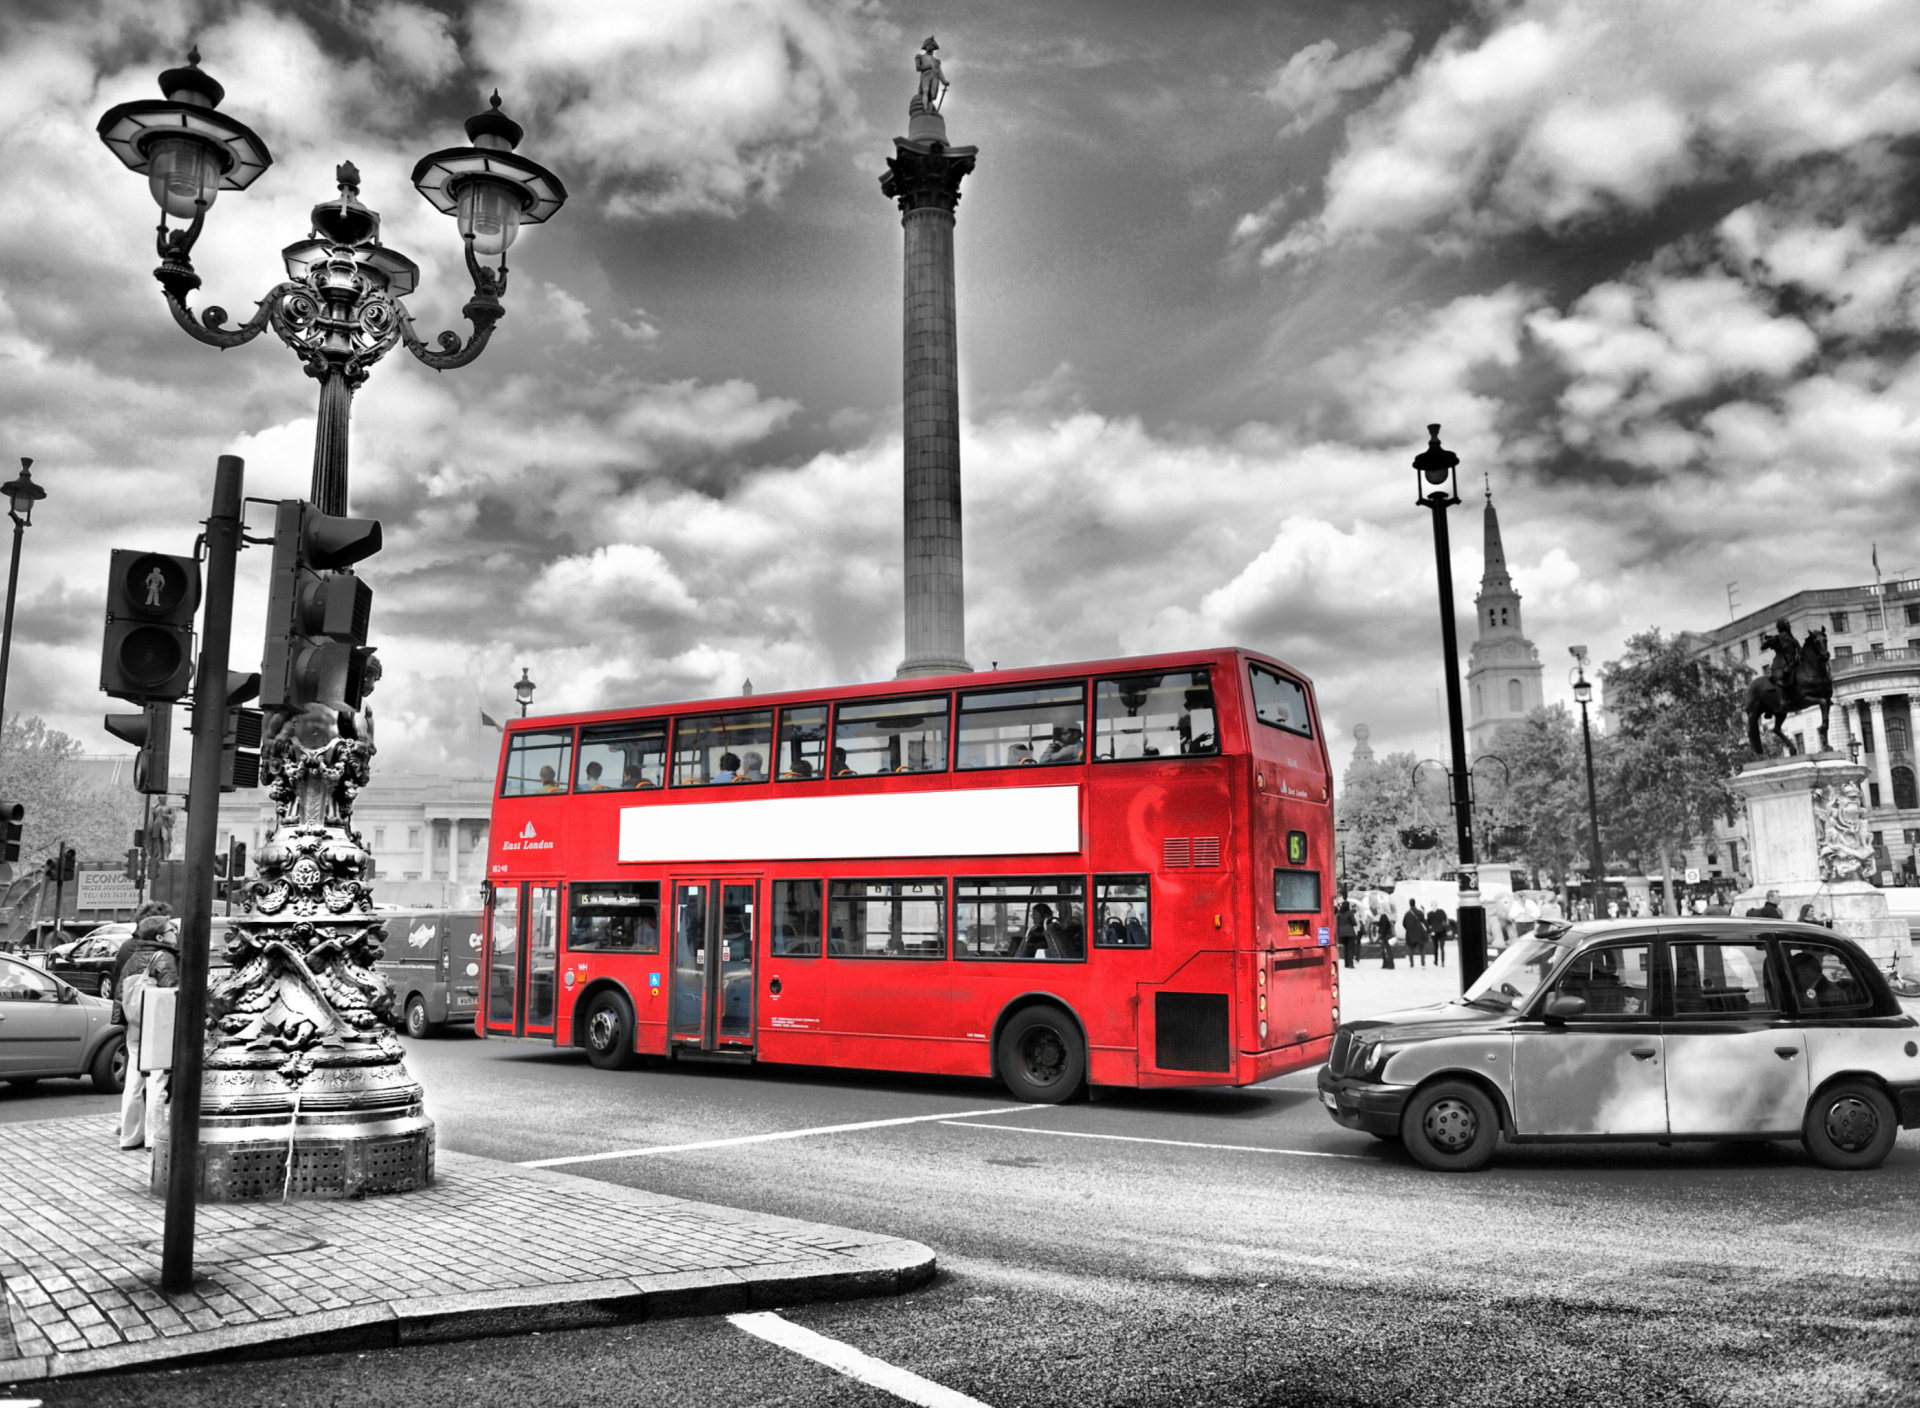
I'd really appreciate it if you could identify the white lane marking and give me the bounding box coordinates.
[938,1121,1366,1160]
[517,1105,1037,1167]
[729,1311,991,1408]
[0,1400,44,1407]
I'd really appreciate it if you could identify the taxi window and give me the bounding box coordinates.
[1546,943,1653,1018]
[1669,940,1779,1017]
[1780,942,1875,1017]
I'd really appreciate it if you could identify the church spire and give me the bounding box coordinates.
[1481,485,1513,596]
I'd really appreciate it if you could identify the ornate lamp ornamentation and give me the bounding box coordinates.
[98,54,567,515]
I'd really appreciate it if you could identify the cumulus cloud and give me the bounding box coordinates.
[1255,0,1920,262]
[1263,30,1413,136]
[467,0,878,218]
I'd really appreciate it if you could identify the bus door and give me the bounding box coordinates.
[670,877,758,1052]
[484,881,561,1039]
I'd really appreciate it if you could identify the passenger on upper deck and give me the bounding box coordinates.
[715,752,740,782]
[832,747,855,778]
[1038,724,1083,765]
[582,762,609,791]
[742,751,766,782]
[782,758,815,780]
[1008,743,1035,766]
[537,765,562,793]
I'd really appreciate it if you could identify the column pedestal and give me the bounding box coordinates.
[1726,753,1912,977]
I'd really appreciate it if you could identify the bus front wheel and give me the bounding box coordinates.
[998,1005,1084,1104]
[582,992,638,1072]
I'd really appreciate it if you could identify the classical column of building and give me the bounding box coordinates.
[881,42,977,680]
[1867,698,1898,812]
[1465,486,1544,756]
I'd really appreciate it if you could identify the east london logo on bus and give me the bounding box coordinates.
[500,820,555,855]
[1286,830,1308,866]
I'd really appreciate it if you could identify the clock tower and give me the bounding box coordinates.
[1466,486,1544,756]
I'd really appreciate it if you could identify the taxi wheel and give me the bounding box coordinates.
[998,1005,1085,1104]
[404,997,431,1040]
[1803,1081,1898,1170]
[92,1036,128,1096]
[1401,1080,1499,1172]
[583,993,637,1071]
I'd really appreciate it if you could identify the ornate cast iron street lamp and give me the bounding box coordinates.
[514,667,536,717]
[98,53,567,516]
[1569,646,1606,915]
[1413,425,1486,986]
[0,459,47,739]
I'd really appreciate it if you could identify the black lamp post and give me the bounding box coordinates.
[98,52,567,516]
[514,667,536,717]
[0,459,47,741]
[1569,646,1605,918]
[1413,425,1486,987]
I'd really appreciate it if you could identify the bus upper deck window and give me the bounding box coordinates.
[956,684,1086,770]
[576,720,668,792]
[1093,671,1217,761]
[673,709,774,787]
[1248,663,1313,738]
[832,697,950,777]
[777,705,829,782]
[501,729,575,797]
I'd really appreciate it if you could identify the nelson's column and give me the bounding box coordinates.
[882,37,977,678]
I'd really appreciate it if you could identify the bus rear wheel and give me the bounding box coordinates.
[998,1005,1084,1104]
[583,992,637,1071]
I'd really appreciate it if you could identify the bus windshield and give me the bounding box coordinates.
[1461,937,1567,1011]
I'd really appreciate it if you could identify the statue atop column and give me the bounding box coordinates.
[913,37,948,116]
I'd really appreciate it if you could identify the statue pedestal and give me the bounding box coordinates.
[1726,753,1912,977]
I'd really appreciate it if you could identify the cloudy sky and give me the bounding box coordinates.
[3,0,1917,781]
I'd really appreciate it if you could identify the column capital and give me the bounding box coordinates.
[881,136,979,217]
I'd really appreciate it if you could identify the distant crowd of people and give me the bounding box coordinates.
[1332,897,1456,970]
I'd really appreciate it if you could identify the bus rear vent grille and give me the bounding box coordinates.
[1155,991,1231,1072]
[1162,837,1220,869]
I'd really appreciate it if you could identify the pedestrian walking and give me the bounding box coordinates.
[117,915,180,1151]
[1376,908,1395,969]
[1429,908,1449,967]
[110,900,170,1003]
[1336,900,1358,969]
[1402,901,1429,967]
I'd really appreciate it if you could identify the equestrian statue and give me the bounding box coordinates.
[1745,617,1833,755]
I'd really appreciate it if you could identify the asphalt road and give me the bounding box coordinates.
[8,964,1920,1407]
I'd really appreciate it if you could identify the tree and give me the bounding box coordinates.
[1601,630,1752,914]
[1486,704,1613,892]
[1337,748,1457,894]
[0,714,145,900]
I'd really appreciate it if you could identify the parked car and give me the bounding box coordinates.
[1318,919,1920,1171]
[48,926,133,998]
[0,952,127,1092]
[377,910,483,1037]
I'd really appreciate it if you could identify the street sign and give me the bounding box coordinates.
[77,870,141,910]
[1684,867,1700,884]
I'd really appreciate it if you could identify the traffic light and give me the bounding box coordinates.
[230,841,247,878]
[44,848,75,883]
[0,800,22,863]
[101,549,200,701]
[125,847,143,883]
[261,500,382,713]
[103,700,174,794]
[218,671,263,791]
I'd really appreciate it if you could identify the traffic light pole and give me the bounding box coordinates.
[161,454,244,1293]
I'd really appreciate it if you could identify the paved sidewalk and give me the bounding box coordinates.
[0,1116,933,1384]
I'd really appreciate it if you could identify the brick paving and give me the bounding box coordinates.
[0,1115,933,1383]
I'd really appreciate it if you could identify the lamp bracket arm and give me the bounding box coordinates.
[399,237,508,372]
[161,277,281,351]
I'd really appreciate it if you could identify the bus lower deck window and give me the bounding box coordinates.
[772,879,823,955]
[1094,671,1217,761]
[568,882,661,953]
[828,880,945,957]
[1094,876,1150,947]
[955,877,1086,960]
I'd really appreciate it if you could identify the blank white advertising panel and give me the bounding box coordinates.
[618,785,1081,863]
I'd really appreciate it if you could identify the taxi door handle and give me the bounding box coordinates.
[1775,1046,1800,1059]
[1630,1047,1657,1060]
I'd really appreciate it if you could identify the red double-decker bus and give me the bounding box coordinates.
[478,647,1336,1102]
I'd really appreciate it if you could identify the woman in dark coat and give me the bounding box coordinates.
[1375,908,1395,969]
